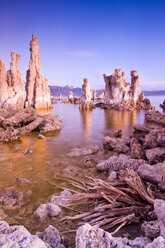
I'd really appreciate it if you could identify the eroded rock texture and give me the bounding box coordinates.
[0,53,26,109]
[80,78,94,109]
[104,69,153,110]
[26,34,52,109]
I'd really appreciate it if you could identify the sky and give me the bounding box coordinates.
[0,0,165,90]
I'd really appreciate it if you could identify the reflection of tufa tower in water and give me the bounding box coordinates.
[79,108,92,142]
[104,109,139,137]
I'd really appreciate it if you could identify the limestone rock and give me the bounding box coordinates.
[104,69,153,110]
[51,190,72,207]
[107,170,117,182]
[137,162,165,190]
[144,129,165,149]
[130,137,144,159]
[145,236,165,248]
[141,221,160,239]
[38,134,45,139]
[80,78,95,109]
[36,225,65,248]
[76,223,151,248]
[38,114,61,133]
[0,53,26,110]
[154,200,165,238]
[34,203,61,221]
[96,154,145,172]
[146,147,165,164]
[103,136,130,153]
[26,34,52,109]
[0,221,49,248]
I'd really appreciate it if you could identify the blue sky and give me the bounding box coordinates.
[0,0,165,90]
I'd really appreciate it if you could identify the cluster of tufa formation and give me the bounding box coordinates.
[0,34,52,110]
[104,69,153,110]
[0,52,26,109]
[80,78,95,109]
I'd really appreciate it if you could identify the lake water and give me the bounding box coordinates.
[0,94,164,240]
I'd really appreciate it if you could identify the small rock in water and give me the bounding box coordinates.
[14,144,21,151]
[23,148,33,155]
[38,134,45,139]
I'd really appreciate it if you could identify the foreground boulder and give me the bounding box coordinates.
[76,223,151,248]
[0,221,65,248]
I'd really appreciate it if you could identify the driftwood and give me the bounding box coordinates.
[55,169,156,233]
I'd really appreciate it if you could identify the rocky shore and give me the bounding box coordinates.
[1,109,165,247]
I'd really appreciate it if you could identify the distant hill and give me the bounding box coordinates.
[49,85,82,97]
[144,90,165,96]
[49,85,165,97]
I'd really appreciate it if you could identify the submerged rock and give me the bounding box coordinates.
[0,188,23,210]
[51,190,72,207]
[23,148,33,155]
[67,145,100,157]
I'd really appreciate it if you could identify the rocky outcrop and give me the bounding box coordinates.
[0,35,52,110]
[134,111,165,133]
[0,107,61,141]
[26,34,52,109]
[0,53,26,110]
[104,69,153,110]
[80,78,95,109]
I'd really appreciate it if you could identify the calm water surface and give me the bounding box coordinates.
[0,95,164,236]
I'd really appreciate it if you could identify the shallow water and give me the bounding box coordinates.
[0,95,164,243]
